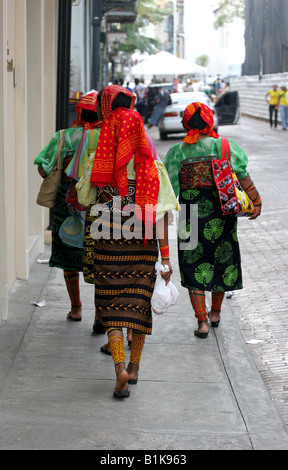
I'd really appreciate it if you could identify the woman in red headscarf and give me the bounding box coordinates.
[90,85,175,398]
[34,91,101,324]
[165,102,262,339]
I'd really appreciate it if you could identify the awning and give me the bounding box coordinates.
[131,51,207,76]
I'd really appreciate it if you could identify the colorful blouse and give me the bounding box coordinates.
[34,128,100,175]
[164,136,249,198]
[75,153,180,221]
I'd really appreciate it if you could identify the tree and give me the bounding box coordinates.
[119,0,172,54]
[196,54,209,67]
[213,0,245,29]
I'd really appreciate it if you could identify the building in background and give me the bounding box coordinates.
[183,0,245,76]
[0,0,59,322]
[242,0,288,76]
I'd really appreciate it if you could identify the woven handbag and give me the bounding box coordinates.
[212,137,255,217]
[36,129,64,208]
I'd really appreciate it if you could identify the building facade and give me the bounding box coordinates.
[0,0,58,321]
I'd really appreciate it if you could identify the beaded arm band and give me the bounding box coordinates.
[252,193,262,206]
[245,184,262,206]
[159,244,170,260]
[66,190,86,211]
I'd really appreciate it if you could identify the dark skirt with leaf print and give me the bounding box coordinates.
[178,187,243,292]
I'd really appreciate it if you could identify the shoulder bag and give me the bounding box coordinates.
[59,213,85,249]
[212,137,255,217]
[36,129,64,208]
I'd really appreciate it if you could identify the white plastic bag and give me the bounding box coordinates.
[151,262,179,315]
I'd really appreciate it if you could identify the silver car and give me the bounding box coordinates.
[158,90,240,140]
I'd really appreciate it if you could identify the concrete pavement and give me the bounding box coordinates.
[1,117,288,451]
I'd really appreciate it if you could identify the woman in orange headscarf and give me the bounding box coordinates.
[90,85,175,398]
[165,102,262,339]
[34,91,101,324]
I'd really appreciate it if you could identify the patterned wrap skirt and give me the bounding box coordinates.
[93,183,159,335]
[178,173,243,292]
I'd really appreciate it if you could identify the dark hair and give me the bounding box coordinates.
[81,108,98,123]
[111,92,132,110]
[97,90,132,111]
[185,107,206,130]
[97,89,103,106]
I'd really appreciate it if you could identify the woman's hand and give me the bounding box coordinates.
[248,205,261,220]
[38,167,47,179]
[160,259,173,284]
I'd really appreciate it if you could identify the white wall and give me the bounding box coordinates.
[230,73,288,120]
[0,0,58,322]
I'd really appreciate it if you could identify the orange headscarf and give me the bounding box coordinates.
[90,107,159,235]
[99,84,136,122]
[72,91,102,129]
[182,102,219,144]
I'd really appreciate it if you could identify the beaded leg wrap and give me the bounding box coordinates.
[63,270,81,307]
[107,327,125,365]
[189,291,207,322]
[130,331,146,365]
[211,292,225,313]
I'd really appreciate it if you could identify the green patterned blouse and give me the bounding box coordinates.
[164,136,249,198]
[34,128,85,174]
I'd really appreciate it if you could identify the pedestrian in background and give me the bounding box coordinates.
[147,86,170,129]
[278,85,288,130]
[134,78,148,122]
[164,102,262,339]
[265,84,280,128]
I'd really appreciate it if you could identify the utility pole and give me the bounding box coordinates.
[92,0,103,90]
[173,0,177,56]
[56,0,72,130]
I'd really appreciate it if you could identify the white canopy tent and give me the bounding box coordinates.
[131,51,207,77]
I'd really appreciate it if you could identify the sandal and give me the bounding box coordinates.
[92,320,106,334]
[194,320,209,339]
[127,362,139,384]
[113,370,130,399]
[113,389,130,398]
[100,343,112,356]
[67,312,82,322]
[208,311,221,328]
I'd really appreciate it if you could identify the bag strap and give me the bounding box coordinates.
[56,129,64,170]
[220,137,230,161]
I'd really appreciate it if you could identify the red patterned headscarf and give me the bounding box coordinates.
[90,107,159,235]
[182,102,219,144]
[99,84,136,122]
[72,91,102,129]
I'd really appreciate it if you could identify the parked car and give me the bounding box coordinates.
[158,90,240,140]
[146,82,174,119]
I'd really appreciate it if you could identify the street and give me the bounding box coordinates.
[148,115,288,431]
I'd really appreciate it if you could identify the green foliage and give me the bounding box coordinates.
[118,0,172,54]
[136,0,172,27]
[119,25,161,54]
[213,0,245,29]
[196,54,209,67]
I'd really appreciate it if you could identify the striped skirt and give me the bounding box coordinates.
[94,217,158,335]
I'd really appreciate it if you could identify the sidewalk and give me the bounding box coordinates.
[1,116,288,451]
[1,233,288,451]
